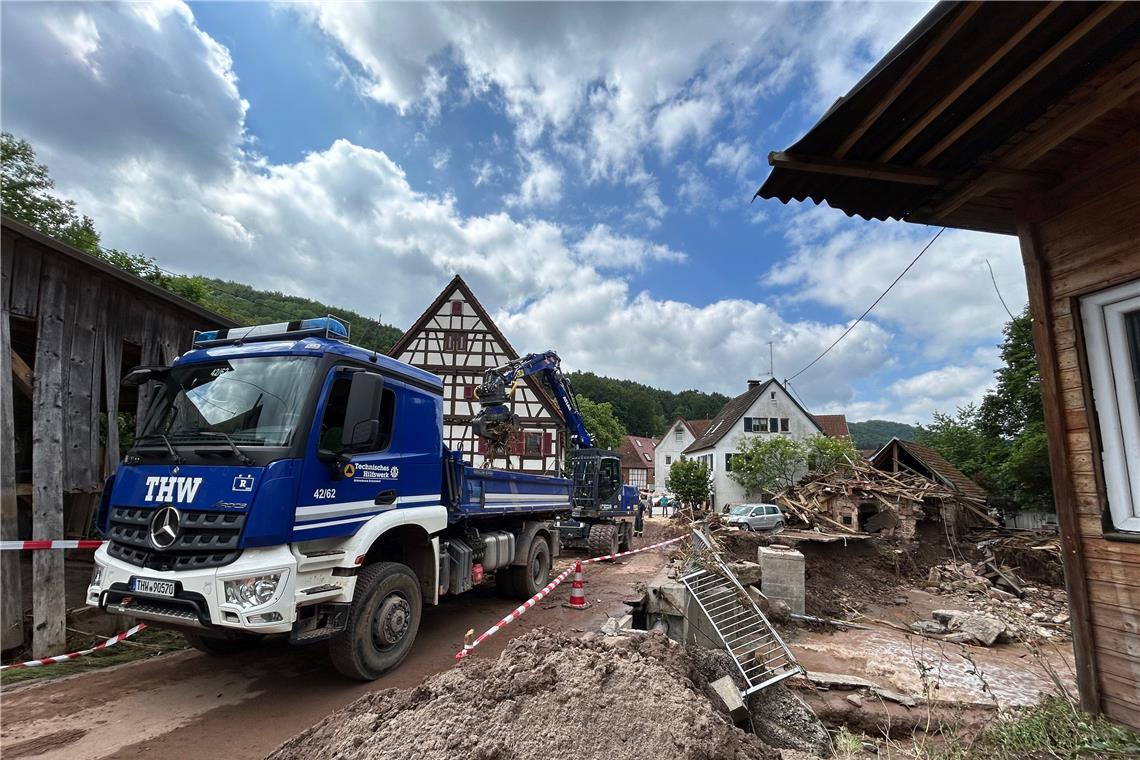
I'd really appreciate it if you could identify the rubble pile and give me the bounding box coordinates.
[978,532,1065,587]
[269,628,811,760]
[916,560,1070,643]
[774,463,994,540]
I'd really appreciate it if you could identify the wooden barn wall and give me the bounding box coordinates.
[2,233,192,495]
[3,227,224,654]
[1019,146,1140,729]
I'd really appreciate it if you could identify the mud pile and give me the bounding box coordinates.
[269,629,784,760]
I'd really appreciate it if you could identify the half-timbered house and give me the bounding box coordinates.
[389,276,565,473]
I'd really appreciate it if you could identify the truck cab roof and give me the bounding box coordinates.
[175,336,444,393]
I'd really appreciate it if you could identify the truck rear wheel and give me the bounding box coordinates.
[508,536,551,598]
[587,523,619,559]
[329,561,421,681]
[618,521,632,552]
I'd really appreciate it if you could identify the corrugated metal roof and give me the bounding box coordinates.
[755,2,1140,235]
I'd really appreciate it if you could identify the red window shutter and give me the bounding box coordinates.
[464,385,475,399]
[477,437,486,454]
[451,300,462,315]
[543,432,553,455]
[510,432,523,455]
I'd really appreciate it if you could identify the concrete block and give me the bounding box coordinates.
[758,545,805,616]
[710,675,749,724]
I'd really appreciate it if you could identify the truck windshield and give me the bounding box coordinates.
[139,356,318,448]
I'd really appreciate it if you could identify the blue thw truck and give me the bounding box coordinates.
[86,317,635,679]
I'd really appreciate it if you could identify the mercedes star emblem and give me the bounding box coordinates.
[149,506,181,550]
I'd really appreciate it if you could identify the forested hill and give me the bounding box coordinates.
[201,278,404,354]
[566,372,729,438]
[847,419,920,450]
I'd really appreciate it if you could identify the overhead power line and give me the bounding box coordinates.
[986,258,1015,320]
[788,227,946,382]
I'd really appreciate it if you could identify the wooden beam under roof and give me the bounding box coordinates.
[767,151,945,185]
[877,2,1062,163]
[917,2,1122,167]
[833,2,980,159]
[929,58,1140,221]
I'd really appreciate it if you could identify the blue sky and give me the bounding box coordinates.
[1,2,1028,422]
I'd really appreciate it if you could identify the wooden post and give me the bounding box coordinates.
[1,290,24,651]
[1016,216,1101,714]
[31,258,67,657]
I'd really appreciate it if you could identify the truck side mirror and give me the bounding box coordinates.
[342,372,384,452]
[122,365,170,386]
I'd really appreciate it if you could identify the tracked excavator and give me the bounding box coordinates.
[471,350,638,555]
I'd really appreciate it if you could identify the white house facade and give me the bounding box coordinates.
[653,417,711,492]
[683,379,848,509]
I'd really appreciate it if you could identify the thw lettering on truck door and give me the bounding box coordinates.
[144,476,203,503]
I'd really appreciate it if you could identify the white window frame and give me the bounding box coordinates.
[1081,278,1140,532]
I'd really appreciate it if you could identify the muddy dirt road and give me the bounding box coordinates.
[0,543,673,760]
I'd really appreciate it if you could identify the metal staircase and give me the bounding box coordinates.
[680,529,801,695]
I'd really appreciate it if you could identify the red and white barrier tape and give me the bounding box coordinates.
[0,624,148,671]
[455,534,685,660]
[0,540,105,551]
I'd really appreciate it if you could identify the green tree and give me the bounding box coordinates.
[665,458,712,509]
[802,433,859,473]
[918,309,1053,514]
[730,436,806,498]
[1,132,100,253]
[575,395,626,450]
[847,419,920,450]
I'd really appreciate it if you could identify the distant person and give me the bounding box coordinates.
[659,494,669,516]
[634,498,645,537]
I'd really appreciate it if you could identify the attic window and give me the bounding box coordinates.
[450,300,462,315]
[675,428,683,442]
[770,392,776,400]
[443,333,468,352]
[635,440,642,448]
[643,453,651,462]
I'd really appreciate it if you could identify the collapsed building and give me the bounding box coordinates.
[774,438,996,542]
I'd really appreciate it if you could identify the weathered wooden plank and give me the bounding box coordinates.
[63,274,102,491]
[1051,252,1140,299]
[1082,537,1140,565]
[135,305,160,435]
[1078,515,1105,540]
[1090,603,1140,637]
[101,289,125,477]
[1094,625,1140,658]
[1103,695,1140,732]
[0,297,24,650]
[31,256,67,657]
[1096,651,1140,691]
[7,240,42,317]
[1074,492,1105,516]
[1085,557,1140,588]
[1088,579,1140,611]
[1,230,14,313]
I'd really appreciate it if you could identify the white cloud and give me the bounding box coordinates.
[5,0,1002,423]
[654,98,722,155]
[430,148,450,171]
[297,2,931,202]
[708,139,758,181]
[765,211,1026,358]
[507,151,563,207]
[573,225,686,271]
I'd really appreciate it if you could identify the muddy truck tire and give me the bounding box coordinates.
[587,523,619,559]
[618,521,632,552]
[508,535,551,598]
[329,562,421,681]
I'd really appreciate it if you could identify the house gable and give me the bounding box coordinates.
[389,275,564,471]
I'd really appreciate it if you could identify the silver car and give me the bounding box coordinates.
[727,503,784,531]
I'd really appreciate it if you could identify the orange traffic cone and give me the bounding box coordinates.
[562,561,591,609]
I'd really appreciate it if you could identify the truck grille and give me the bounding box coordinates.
[106,507,245,571]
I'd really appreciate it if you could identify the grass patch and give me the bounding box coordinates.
[935,698,1140,759]
[0,627,187,686]
[833,726,865,757]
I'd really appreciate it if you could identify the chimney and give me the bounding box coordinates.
[747,379,761,389]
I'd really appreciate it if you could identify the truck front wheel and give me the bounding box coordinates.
[329,562,421,681]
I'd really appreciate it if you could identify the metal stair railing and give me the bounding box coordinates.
[679,528,802,696]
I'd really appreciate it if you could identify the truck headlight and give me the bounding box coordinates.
[89,565,104,588]
[223,573,283,609]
